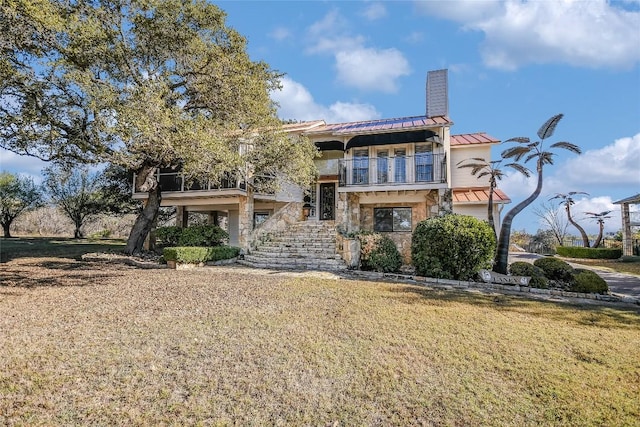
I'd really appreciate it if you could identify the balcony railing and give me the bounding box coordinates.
[338,153,446,187]
[133,171,247,194]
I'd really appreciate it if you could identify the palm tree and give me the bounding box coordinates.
[585,211,612,248]
[456,158,530,238]
[550,192,590,247]
[493,114,582,274]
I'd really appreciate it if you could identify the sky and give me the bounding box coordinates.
[1,0,639,236]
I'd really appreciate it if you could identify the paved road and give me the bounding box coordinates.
[508,252,640,298]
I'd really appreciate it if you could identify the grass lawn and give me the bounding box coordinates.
[0,236,125,263]
[568,256,640,277]
[1,241,639,425]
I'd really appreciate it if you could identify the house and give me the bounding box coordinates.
[613,194,640,256]
[133,70,510,267]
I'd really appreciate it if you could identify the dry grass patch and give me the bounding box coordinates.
[1,259,639,426]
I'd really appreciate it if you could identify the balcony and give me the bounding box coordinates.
[338,153,446,188]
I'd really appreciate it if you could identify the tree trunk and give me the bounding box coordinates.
[2,222,11,238]
[124,164,161,255]
[592,223,604,248]
[494,165,544,274]
[487,185,496,240]
[566,206,590,247]
[74,219,83,239]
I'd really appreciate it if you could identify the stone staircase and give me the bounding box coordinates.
[239,221,347,271]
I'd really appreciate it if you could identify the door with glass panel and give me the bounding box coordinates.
[352,149,369,184]
[415,145,433,182]
[394,148,406,183]
[376,150,388,184]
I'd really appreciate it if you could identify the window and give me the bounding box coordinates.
[415,144,433,182]
[394,148,406,183]
[352,149,369,184]
[374,207,412,232]
[254,212,269,228]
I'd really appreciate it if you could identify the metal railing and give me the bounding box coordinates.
[133,171,246,193]
[338,153,446,187]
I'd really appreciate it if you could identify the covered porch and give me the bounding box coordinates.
[613,194,640,256]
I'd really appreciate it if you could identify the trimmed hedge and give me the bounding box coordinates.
[533,257,575,282]
[571,268,609,294]
[358,232,402,273]
[508,261,549,289]
[156,225,228,247]
[163,246,240,264]
[556,246,622,259]
[411,214,495,280]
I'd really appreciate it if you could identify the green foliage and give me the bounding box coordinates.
[556,246,622,259]
[43,165,104,239]
[412,215,496,280]
[508,262,549,289]
[163,246,240,264]
[88,229,112,239]
[571,269,608,294]
[2,0,318,254]
[358,232,402,273]
[156,225,228,247]
[0,172,43,237]
[533,257,574,282]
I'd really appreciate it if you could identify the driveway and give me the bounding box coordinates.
[508,252,640,298]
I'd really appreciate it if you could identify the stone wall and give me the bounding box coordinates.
[359,199,430,264]
[249,201,303,250]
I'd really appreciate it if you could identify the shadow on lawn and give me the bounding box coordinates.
[389,284,640,330]
[0,260,129,288]
[0,237,125,263]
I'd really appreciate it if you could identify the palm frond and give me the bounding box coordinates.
[524,152,539,163]
[550,141,581,154]
[456,158,487,166]
[505,163,531,177]
[501,146,531,161]
[537,113,564,140]
[477,171,490,179]
[504,137,529,144]
[568,191,589,196]
[539,152,555,165]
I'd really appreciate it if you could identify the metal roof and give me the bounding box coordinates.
[453,187,511,204]
[304,115,452,136]
[613,193,640,204]
[451,133,500,146]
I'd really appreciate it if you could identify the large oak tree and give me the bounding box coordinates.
[1,0,317,254]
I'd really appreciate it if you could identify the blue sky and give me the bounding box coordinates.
[2,0,639,235]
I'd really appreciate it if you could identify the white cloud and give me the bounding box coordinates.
[416,0,640,70]
[361,2,387,21]
[0,149,46,183]
[305,10,411,93]
[335,48,411,92]
[271,76,381,123]
[563,133,640,185]
[269,26,292,41]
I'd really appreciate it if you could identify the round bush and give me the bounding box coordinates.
[358,232,402,273]
[533,257,574,282]
[571,269,608,294]
[411,214,495,280]
[508,261,548,288]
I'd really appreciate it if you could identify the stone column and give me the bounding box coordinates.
[176,206,188,228]
[621,203,632,256]
[238,190,254,249]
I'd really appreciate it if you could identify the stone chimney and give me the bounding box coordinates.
[426,69,448,118]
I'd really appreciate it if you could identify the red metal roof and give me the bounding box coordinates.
[453,187,511,204]
[451,132,500,146]
[304,115,452,136]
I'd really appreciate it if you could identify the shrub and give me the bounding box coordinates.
[358,232,402,273]
[163,246,240,264]
[556,246,622,259]
[533,257,574,282]
[156,225,228,247]
[508,261,549,289]
[411,214,495,280]
[156,226,183,246]
[571,269,608,294]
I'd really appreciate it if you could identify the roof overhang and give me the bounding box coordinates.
[345,130,440,150]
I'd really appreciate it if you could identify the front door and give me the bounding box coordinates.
[319,183,335,220]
